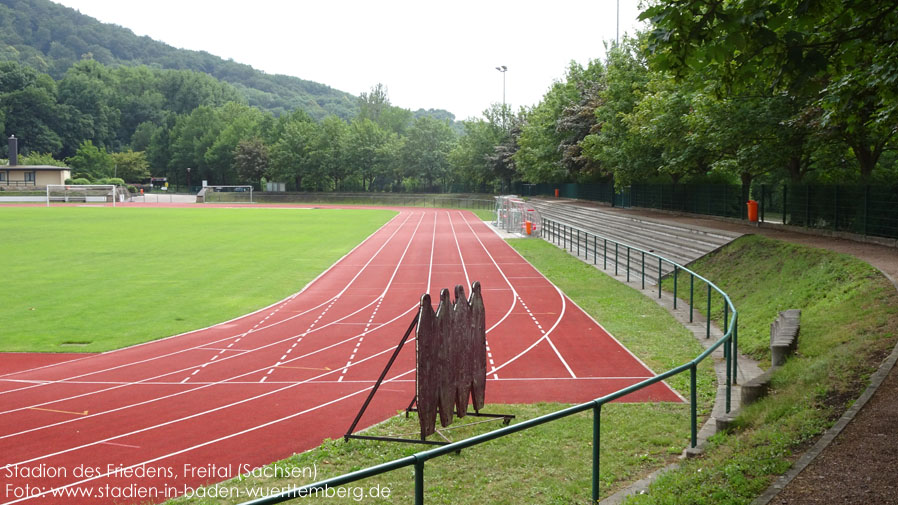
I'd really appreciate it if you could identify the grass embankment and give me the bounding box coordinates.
[164,239,714,504]
[632,235,898,504]
[0,207,395,352]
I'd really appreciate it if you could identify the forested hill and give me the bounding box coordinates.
[0,0,357,119]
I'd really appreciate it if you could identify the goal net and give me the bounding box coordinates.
[201,185,254,204]
[46,185,119,207]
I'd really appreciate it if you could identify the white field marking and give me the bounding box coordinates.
[516,296,576,379]
[4,376,654,386]
[458,213,571,379]
[0,289,404,418]
[1,365,418,505]
[450,211,497,379]
[0,211,408,382]
[338,211,428,382]
[0,301,418,440]
[457,212,518,336]
[0,211,420,410]
[2,327,422,476]
[265,298,337,383]
[448,211,471,289]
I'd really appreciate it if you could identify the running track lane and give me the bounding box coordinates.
[0,207,681,504]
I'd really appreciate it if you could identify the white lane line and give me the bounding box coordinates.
[340,211,428,382]
[1,364,419,505]
[458,213,571,379]
[3,325,422,475]
[0,297,417,438]
[450,211,497,379]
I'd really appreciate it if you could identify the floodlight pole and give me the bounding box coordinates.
[495,65,507,125]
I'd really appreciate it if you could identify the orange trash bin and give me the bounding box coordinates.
[525,221,532,235]
[747,200,759,222]
[554,188,559,198]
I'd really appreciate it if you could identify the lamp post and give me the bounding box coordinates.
[186,167,191,194]
[495,65,507,125]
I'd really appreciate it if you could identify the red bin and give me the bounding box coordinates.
[554,188,560,198]
[747,200,759,222]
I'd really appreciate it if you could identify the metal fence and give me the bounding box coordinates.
[758,184,898,239]
[205,192,495,211]
[514,181,898,240]
[238,217,739,505]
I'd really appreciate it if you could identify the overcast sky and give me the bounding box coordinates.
[54,0,646,121]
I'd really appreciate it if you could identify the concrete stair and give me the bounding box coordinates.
[529,199,742,284]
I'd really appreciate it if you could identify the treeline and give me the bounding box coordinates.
[0,61,500,192]
[0,0,357,118]
[508,1,898,198]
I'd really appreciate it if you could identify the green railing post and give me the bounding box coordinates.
[626,247,631,282]
[615,243,619,276]
[689,274,694,322]
[415,459,424,505]
[641,251,645,289]
[592,403,602,503]
[673,266,678,310]
[732,317,739,385]
[585,232,589,260]
[593,236,597,265]
[706,284,712,339]
[603,239,607,269]
[658,258,663,299]
[725,337,732,413]
[577,229,580,257]
[690,364,697,448]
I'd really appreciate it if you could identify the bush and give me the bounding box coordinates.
[71,178,91,185]
[96,177,126,186]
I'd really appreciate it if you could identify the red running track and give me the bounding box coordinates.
[0,207,681,504]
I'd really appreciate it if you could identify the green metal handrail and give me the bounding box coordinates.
[238,216,738,505]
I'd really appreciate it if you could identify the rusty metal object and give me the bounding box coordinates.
[416,282,489,438]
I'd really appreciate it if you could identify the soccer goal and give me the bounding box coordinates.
[201,185,254,204]
[46,185,119,207]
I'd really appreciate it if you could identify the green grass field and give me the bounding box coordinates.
[0,207,396,352]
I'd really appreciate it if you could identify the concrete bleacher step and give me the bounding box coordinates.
[528,199,742,283]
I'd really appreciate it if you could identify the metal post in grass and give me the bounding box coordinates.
[706,285,712,339]
[641,251,645,289]
[592,403,602,503]
[723,302,728,341]
[615,243,619,276]
[603,239,607,269]
[725,338,732,413]
[658,258,663,299]
[415,459,424,505]
[577,229,580,257]
[689,274,694,322]
[593,236,597,265]
[585,232,589,260]
[673,266,678,309]
[690,364,697,448]
[733,317,739,385]
[626,247,630,282]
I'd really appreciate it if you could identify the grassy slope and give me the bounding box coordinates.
[0,207,395,352]
[162,239,715,504]
[633,235,898,504]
